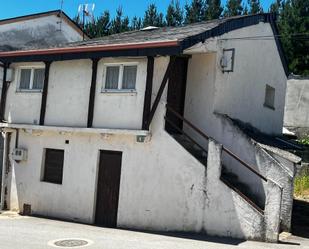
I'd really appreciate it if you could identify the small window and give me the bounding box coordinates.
[42,149,64,184]
[18,67,45,91]
[264,84,275,110]
[103,64,137,92]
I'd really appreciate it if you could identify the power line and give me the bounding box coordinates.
[218,33,309,41]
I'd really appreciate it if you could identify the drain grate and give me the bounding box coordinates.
[48,238,93,248]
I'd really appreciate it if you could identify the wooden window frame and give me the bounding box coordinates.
[101,62,138,93]
[41,148,64,185]
[17,65,45,92]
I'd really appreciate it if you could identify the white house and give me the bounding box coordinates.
[0,13,301,242]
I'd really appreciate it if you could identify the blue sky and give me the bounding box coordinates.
[0,0,274,20]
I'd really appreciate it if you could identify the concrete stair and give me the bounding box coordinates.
[172,134,207,166]
[171,134,264,212]
[220,166,265,211]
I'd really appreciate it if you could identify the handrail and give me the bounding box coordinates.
[166,104,267,182]
[165,117,208,156]
[166,105,209,140]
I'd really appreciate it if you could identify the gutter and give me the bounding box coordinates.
[0,40,179,58]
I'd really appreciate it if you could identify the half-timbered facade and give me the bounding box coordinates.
[0,13,301,242]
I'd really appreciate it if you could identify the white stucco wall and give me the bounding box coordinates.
[213,23,287,135]
[0,14,83,50]
[92,57,147,129]
[5,62,44,124]
[45,60,92,127]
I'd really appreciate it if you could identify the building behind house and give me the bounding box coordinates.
[284,75,309,138]
[0,13,301,242]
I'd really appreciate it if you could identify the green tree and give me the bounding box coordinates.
[269,0,281,14]
[143,4,166,27]
[248,0,263,14]
[205,0,223,20]
[184,0,205,23]
[131,16,142,30]
[166,0,184,26]
[223,0,244,17]
[110,7,130,34]
[277,0,309,75]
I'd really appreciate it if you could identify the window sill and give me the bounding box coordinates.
[263,103,275,110]
[16,89,43,93]
[101,90,137,96]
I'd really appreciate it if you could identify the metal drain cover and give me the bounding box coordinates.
[48,238,93,248]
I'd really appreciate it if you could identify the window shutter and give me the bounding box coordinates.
[43,149,64,184]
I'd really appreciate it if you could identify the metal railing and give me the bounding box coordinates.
[165,104,267,182]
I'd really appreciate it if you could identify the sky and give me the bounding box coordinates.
[0,0,274,21]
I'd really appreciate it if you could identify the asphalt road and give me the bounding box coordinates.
[0,212,308,249]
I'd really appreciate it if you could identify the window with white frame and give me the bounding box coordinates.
[18,67,45,91]
[102,63,137,92]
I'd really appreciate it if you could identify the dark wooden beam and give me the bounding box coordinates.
[0,63,9,122]
[39,61,51,125]
[146,56,176,128]
[87,58,99,128]
[0,46,181,64]
[142,56,154,130]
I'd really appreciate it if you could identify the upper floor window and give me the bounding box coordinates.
[18,67,45,91]
[102,63,137,92]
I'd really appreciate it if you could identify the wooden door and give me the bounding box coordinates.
[95,150,122,227]
[166,57,189,133]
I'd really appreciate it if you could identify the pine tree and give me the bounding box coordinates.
[277,0,309,75]
[205,0,223,20]
[95,11,111,37]
[269,0,281,14]
[110,7,129,34]
[248,0,263,14]
[223,0,244,17]
[143,4,166,27]
[166,0,184,26]
[131,16,142,30]
[184,0,205,23]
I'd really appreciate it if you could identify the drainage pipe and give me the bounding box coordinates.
[0,131,8,210]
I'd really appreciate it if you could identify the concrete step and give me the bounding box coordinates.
[221,165,265,210]
[172,134,207,166]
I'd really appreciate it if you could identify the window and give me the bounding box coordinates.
[18,67,45,91]
[42,149,64,184]
[264,84,275,110]
[103,63,137,92]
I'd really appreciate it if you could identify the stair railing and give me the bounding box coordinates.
[165,104,267,182]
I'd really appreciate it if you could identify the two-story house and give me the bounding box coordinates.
[0,13,301,242]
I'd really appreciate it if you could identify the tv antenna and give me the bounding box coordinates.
[77,3,95,40]
[57,0,65,31]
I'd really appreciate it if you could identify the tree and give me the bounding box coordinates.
[223,0,244,17]
[131,16,142,30]
[143,4,166,27]
[269,0,281,14]
[248,0,263,14]
[184,0,205,23]
[110,7,130,34]
[276,0,309,75]
[166,0,184,26]
[205,0,223,20]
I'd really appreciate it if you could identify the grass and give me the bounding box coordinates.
[295,174,309,198]
[297,137,309,146]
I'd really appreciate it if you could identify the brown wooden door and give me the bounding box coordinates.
[95,150,122,227]
[166,57,189,133]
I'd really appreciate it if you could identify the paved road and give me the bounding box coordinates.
[0,212,309,249]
